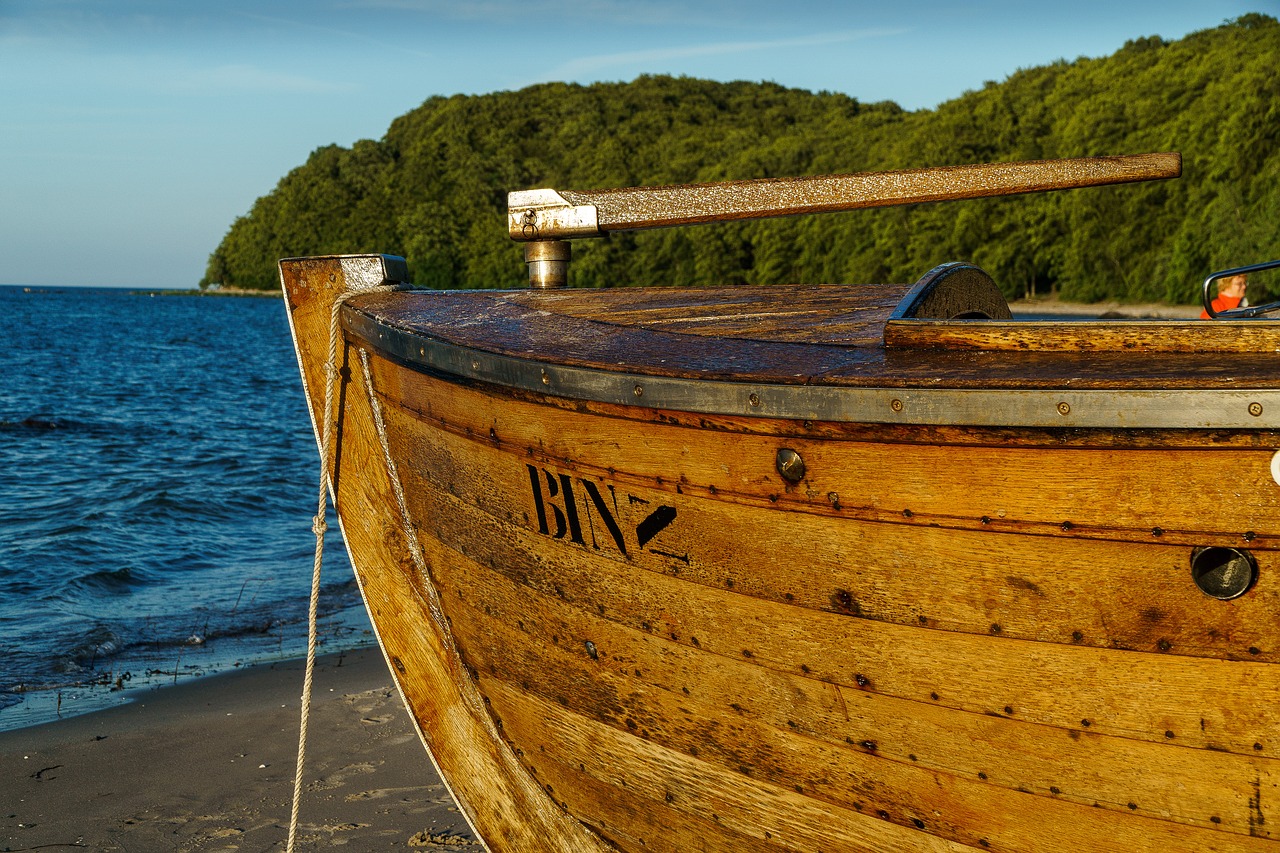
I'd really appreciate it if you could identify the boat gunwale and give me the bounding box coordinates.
[343,304,1280,431]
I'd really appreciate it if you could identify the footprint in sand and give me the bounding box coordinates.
[344,785,429,802]
[307,761,378,791]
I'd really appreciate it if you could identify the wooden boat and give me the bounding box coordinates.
[282,152,1280,852]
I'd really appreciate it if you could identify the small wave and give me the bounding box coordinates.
[56,625,127,672]
[0,414,125,437]
[66,566,149,594]
[0,416,82,431]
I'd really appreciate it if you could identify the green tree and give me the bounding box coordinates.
[204,16,1280,305]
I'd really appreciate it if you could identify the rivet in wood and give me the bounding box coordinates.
[1191,547,1257,600]
[1057,401,1071,416]
[775,448,806,483]
[1250,402,1264,417]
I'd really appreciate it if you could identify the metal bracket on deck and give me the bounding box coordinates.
[506,153,1182,288]
[508,189,601,241]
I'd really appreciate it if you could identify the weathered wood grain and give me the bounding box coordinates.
[376,366,1280,662]
[370,355,1280,546]
[487,676,1273,853]
[886,318,1280,352]
[532,153,1181,235]
[372,382,1280,758]
[432,545,1278,842]
[354,287,1280,389]
[490,679,988,853]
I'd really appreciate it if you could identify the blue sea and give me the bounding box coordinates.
[0,284,374,731]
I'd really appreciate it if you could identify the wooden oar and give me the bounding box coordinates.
[508,152,1181,241]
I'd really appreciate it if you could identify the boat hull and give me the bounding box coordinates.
[284,255,1280,852]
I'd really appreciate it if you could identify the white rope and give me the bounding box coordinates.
[286,281,403,852]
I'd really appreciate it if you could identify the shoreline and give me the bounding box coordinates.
[0,647,481,851]
[135,287,282,298]
[1007,295,1201,318]
[127,283,1210,316]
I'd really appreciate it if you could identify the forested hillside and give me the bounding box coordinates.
[203,14,1279,304]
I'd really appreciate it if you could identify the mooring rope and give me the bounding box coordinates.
[286,281,404,853]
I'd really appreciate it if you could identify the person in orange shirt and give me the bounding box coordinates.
[1201,273,1248,318]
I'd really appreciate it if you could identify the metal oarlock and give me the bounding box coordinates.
[524,240,572,289]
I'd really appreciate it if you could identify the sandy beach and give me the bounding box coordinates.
[0,648,481,852]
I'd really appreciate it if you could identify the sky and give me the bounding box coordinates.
[1,0,1274,288]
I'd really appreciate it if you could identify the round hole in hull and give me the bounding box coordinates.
[1190,547,1258,600]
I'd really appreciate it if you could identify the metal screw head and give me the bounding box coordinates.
[1249,402,1264,417]
[776,448,806,483]
[1057,401,1071,416]
[890,399,904,413]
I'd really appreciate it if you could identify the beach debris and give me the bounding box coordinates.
[408,828,482,847]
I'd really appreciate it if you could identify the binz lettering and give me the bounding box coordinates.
[580,480,627,554]
[635,505,678,549]
[526,465,586,544]
[526,465,678,557]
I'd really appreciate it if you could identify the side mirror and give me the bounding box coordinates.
[1202,259,1280,318]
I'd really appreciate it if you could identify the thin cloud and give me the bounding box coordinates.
[544,27,908,78]
[231,8,443,60]
[163,63,358,95]
[341,0,705,27]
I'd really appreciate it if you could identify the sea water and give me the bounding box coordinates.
[0,284,375,730]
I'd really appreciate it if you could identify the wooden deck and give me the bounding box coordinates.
[353,283,1280,389]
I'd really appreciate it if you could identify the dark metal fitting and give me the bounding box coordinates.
[1190,546,1258,600]
[776,448,806,483]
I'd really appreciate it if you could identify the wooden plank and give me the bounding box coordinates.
[521,284,906,346]
[434,551,1279,842]
[359,287,881,381]
[386,380,1279,661]
[366,343,1276,451]
[521,153,1181,235]
[513,743,793,853]
[886,318,1280,353]
[488,680,986,853]
[366,356,1280,661]
[373,390,1280,758]
[485,677,1276,852]
[369,353,1280,546]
